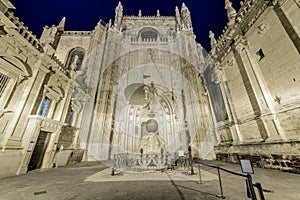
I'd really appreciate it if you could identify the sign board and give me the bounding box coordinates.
[178,150,184,157]
[240,159,254,174]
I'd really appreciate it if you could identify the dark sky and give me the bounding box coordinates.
[10,0,240,51]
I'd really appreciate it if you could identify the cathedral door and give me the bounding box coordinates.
[28,131,50,171]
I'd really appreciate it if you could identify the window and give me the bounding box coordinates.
[39,97,51,117]
[256,49,265,61]
[0,72,10,98]
[140,28,159,42]
[67,110,73,127]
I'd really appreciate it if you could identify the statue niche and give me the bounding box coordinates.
[137,82,166,154]
[66,48,85,71]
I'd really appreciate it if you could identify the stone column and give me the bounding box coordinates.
[215,62,243,143]
[5,65,49,147]
[233,38,286,141]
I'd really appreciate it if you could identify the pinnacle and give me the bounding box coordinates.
[57,17,66,31]
[225,0,231,5]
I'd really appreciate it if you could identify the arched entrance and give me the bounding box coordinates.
[87,48,215,160]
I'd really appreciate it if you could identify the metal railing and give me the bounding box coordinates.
[189,159,273,200]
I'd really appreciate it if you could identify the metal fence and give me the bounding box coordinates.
[189,159,273,200]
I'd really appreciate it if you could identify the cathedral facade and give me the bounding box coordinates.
[0,0,299,177]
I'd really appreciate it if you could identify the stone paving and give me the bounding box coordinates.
[0,160,299,200]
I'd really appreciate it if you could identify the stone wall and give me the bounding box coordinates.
[215,141,300,173]
[212,0,300,173]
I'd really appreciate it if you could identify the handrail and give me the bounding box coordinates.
[190,159,248,178]
[187,159,268,200]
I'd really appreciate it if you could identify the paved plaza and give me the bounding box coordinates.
[0,160,299,200]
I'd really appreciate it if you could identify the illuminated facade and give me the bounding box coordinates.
[0,0,299,177]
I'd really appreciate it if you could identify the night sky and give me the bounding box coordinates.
[10,0,240,51]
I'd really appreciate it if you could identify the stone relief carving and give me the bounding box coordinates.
[227,59,234,66]
[257,23,267,35]
[71,100,83,113]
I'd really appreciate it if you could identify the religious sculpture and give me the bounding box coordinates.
[114,2,123,31]
[137,119,166,154]
[143,81,157,101]
[70,55,80,70]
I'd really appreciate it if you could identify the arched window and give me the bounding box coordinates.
[139,28,159,42]
[66,48,85,71]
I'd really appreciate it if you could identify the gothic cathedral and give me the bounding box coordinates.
[0,0,299,177]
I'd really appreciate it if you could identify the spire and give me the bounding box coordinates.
[114,2,123,31]
[181,3,192,32]
[138,10,142,17]
[225,0,236,27]
[157,10,160,17]
[175,6,181,31]
[175,6,180,15]
[209,31,217,48]
[57,17,66,31]
[209,31,218,56]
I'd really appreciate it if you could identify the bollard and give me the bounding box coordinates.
[254,183,265,200]
[217,167,226,199]
[190,159,195,175]
[246,174,257,200]
[198,164,202,184]
[111,167,115,176]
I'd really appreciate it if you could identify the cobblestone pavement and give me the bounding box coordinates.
[0,160,299,200]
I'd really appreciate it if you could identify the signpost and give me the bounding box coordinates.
[240,159,254,174]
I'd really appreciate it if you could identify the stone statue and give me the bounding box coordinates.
[143,81,157,101]
[70,55,81,70]
[181,3,192,31]
[138,119,166,154]
[114,2,123,31]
